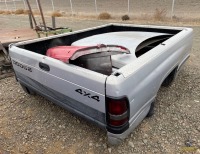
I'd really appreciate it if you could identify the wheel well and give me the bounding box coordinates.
[20,83,36,95]
[161,66,178,87]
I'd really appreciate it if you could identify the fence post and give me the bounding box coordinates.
[52,16,56,28]
[23,0,27,10]
[128,0,130,14]
[51,0,55,11]
[171,0,175,19]
[5,0,8,11]
[69,0,73,15]
[36,0,39,10]
[13,0,17,11]
[94,0,97,14]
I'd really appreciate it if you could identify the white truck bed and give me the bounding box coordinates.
[9,23,193,145]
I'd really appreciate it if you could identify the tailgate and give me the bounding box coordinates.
[9,46,107,126]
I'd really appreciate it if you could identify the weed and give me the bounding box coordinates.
[122,15,130,21]
[51,11,62,17]
[153,8,167,21]
[3,11,12,15]
[33,10,40,15]
[23,10,30,14]
[14,9,24,14]
[0,10,4,14]
[98,12,111,20]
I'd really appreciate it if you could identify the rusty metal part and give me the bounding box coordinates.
[26,0,72,37]
[0,71,14,80]
[0,42,10,62]
[0,42,13,79]
[37,0,47,32]
[26,0,37,28]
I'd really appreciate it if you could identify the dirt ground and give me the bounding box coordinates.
[0,15,200,153]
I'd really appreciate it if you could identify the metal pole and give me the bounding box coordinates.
[26,0,37,27]
[69,0,73,15]
[23,0,27,10]
[128,0,130,14]
[51,0,55,11]
[13,0,16,11]
[36,0,39,10]
[5,0,8,10]
[171,0,175,19]
[28,13,33,29]
[52,16,56,28]
[94,0,97,14]
[37,0,47,32]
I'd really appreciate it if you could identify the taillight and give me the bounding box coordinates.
[106,97,129,127]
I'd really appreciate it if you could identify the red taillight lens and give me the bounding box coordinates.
[106,97,129,127]
[108,99,127,115]
[109,118,129,126]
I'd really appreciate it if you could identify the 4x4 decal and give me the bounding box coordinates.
[75,89,100,102]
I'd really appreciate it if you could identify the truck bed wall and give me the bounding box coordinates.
[18,25,180,56]
[106,27,193,127]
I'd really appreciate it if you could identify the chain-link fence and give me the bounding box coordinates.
[0,0,200,19]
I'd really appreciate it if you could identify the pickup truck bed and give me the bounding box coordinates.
[9,23,193,145]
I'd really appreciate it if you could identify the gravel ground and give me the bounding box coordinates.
[0,19,200,153]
